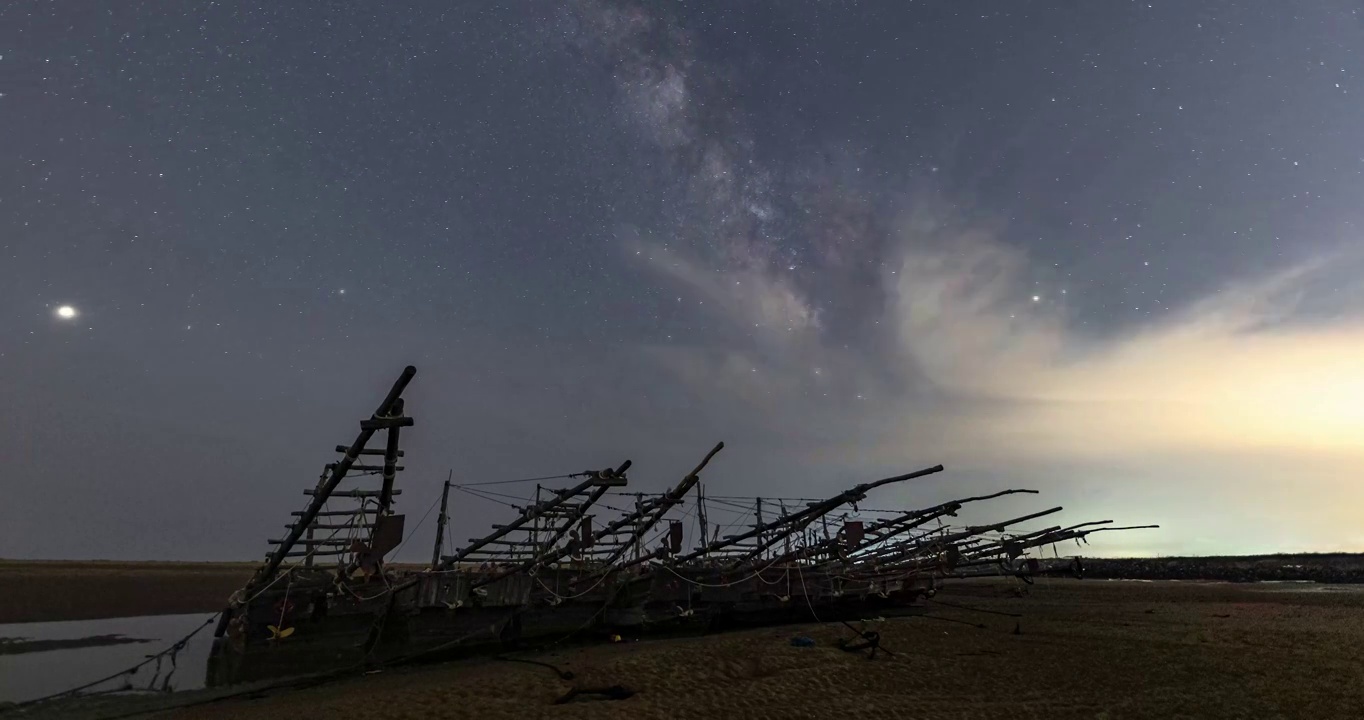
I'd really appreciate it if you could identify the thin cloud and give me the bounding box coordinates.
[630,201,1364,554]
[574,0,1364,555]
[883,232,1364,463]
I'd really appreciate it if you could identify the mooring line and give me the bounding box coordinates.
[453,472,581,487]
[8,614,220,711]
[12,516,370,712]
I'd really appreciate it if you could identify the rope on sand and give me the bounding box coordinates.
[7,614,220,710]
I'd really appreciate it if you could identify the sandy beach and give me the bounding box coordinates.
[8,569,1364,719]
[127,579,1364,719]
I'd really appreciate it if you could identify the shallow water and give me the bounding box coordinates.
[1251,581,1364,593]
[1097,578,1364,593]
[0,613,216,704]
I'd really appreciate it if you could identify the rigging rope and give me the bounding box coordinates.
[453,472,581,487]
[657,562,789,589]
[388,486,443,558]
[534,567,616,601]
[448,484,523,508]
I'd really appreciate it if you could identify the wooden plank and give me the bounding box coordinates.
[286,523,376,530]
[276,549,348,558]
[360,416,414,430]
[304,489,402,497]
[335,446,405,457]
[324,463,404,472]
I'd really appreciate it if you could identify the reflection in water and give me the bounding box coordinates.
[0,614,216,704]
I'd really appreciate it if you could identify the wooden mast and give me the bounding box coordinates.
[430,471,452,570]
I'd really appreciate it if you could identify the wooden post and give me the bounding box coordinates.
[530,485,543,561]
[696,482,708,556]
[779,500,791,557]
[378,398,404,515]
[755,497,765,560]
[304,466,328,569]
[431,471,452,570]
[633,492,644,562]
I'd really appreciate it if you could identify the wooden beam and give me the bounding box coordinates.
[360,416,414,430]
[286,523,376,530]
[335,446,405,457]
[275,549,348,558]
[305,489,402,497]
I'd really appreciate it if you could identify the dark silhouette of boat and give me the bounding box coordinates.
[207,366,1155,687]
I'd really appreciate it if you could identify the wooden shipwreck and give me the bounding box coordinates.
[208,366,1156,686]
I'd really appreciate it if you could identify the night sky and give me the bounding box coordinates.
[4,1,1363,561]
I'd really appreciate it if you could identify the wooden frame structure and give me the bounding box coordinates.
[208,365,1157,687]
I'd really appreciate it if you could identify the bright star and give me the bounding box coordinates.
[1032,295,1041,302]
[55,305,77,320]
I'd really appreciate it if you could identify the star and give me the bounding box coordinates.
[55,305,77,320]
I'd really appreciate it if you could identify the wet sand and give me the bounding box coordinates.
[0,561,254,624]
[135,579,1364,719]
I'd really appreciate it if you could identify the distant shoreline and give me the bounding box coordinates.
[1070,554,1364,585]
[3,554,1364,625]
[0,634,153,655]
[0,560,254,625]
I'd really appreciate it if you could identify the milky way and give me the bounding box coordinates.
[3,1,1362,560]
